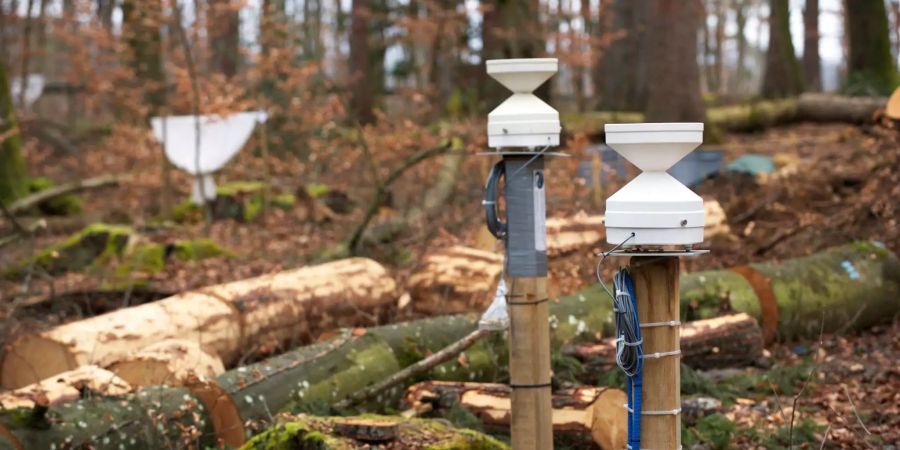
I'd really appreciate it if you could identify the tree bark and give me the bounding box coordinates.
[480,0,547,107]
[596,0,648,111]
[402,382,627,450]
[349,0,374,123]
[644,0,706,122]
[207,0,240,77]
[121,0,165,117]
[1,258,398,388]
[107,339,225,387]
[802,0,821,91]
[0,59,28,204]
[567,313,764,371]
[762,0,804,98]
[844,0,900,95]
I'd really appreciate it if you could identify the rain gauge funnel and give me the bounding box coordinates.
[151,111,267,204]
[604,123,705,246]
[486,58,560,149]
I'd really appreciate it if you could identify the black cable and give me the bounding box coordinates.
[483,160,507,239]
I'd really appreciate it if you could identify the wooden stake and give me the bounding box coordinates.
[507,276,554,450]
[631,257,681,450]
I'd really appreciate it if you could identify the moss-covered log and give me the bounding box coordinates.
[567,313,764,371]
[402,382,627,449]
[171,181,296,223]
[2,257,398,388]
[240,415,509,450]
[0,386,213,450]
[563,94,889,136]
[681,242,900,342]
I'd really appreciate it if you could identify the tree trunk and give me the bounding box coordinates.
[402,382,628,450]
[731,0,750,94]
[0,365,131,410]
[97,0,116,30]
[349,0,374,123]
[1,258,398,388]
[596,0,648,111]
[480,0,547,107]
[567,313,764,371]
[0,59,27,204]
[844,0,900,95]
[107,339,225,387]
[681,242,900,342]
[17,0,35,108]
[761,0,804,98]
[207,0,240,77]
[713,0,726,95]
[644,0,706,122]
[803,0,821,91]
[121,0,165,117]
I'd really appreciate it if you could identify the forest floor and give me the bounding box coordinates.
[1,121,898,448]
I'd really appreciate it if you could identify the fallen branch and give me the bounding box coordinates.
[334,329,489,409]
[8,174,121,215]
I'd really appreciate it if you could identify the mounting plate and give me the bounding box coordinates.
[606,249,710,257]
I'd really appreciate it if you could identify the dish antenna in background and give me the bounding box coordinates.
[151,111,268,204]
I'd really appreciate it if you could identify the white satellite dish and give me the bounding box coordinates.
[11,74,45,109]
[150,111,268,204]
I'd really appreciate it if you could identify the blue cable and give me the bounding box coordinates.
[612,269,643,450]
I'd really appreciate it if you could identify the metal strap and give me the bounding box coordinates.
[506,295,550,306]
[623,404,682,416]
[641,349,682,359]
[509,382,552,389]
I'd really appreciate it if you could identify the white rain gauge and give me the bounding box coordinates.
[151,111,268,204]
[604,123,706,247]
[486,58,561,149]
[11,74,45,109]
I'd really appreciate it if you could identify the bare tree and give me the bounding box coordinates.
[208,0,240,77]
[349,0,374,123]
[803,0,821,91]
[844,0,899,95]
[761,0,803,98]
[1,59,28,204]
[644,0,705,122]
[596,0,648,110]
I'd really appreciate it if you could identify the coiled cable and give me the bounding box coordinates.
[483,160,507,239]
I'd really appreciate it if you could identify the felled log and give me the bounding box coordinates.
[887,87,900,119]
[565,93,889,135]
[0,386,214,450]
[681,242,900,342]
[242,414,508,449]
[0,365,131,410]
[567,313,764,371]
[1,257,397,388]
[107,339,225,387]
[402,381,627,450]
[411,201,729,315]
[407,246,503,315]
[0,286,617,449]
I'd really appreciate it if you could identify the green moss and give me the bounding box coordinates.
[217,181,266,196]
[27,177,82,215]
[169,181,295,223]
[273,194,296,208]
[682,414,736,450]
[424,428,509,450]
[306,183,330,198]
[240,422,347,450]
[22,223,133,276]
[172,238,235,260]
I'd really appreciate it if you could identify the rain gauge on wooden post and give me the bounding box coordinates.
[601,122,709,450]
[481,58,563,450]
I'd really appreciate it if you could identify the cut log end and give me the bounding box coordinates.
[107,339,225,387]
[1,335,80,389]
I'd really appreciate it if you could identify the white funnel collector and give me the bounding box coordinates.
[486,58,561,148]
[604,122,705,246]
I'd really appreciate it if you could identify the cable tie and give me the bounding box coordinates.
[640,350,681,359]
[481,200,496,205]
[506,296,550,306]
[621,338,643,347]
[640,320,682,328]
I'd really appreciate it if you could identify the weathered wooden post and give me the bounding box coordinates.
[482,58,562,449]
[603,123,708,449]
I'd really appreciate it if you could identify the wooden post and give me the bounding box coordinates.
[631,257,681,449]
[508,276,554,450]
